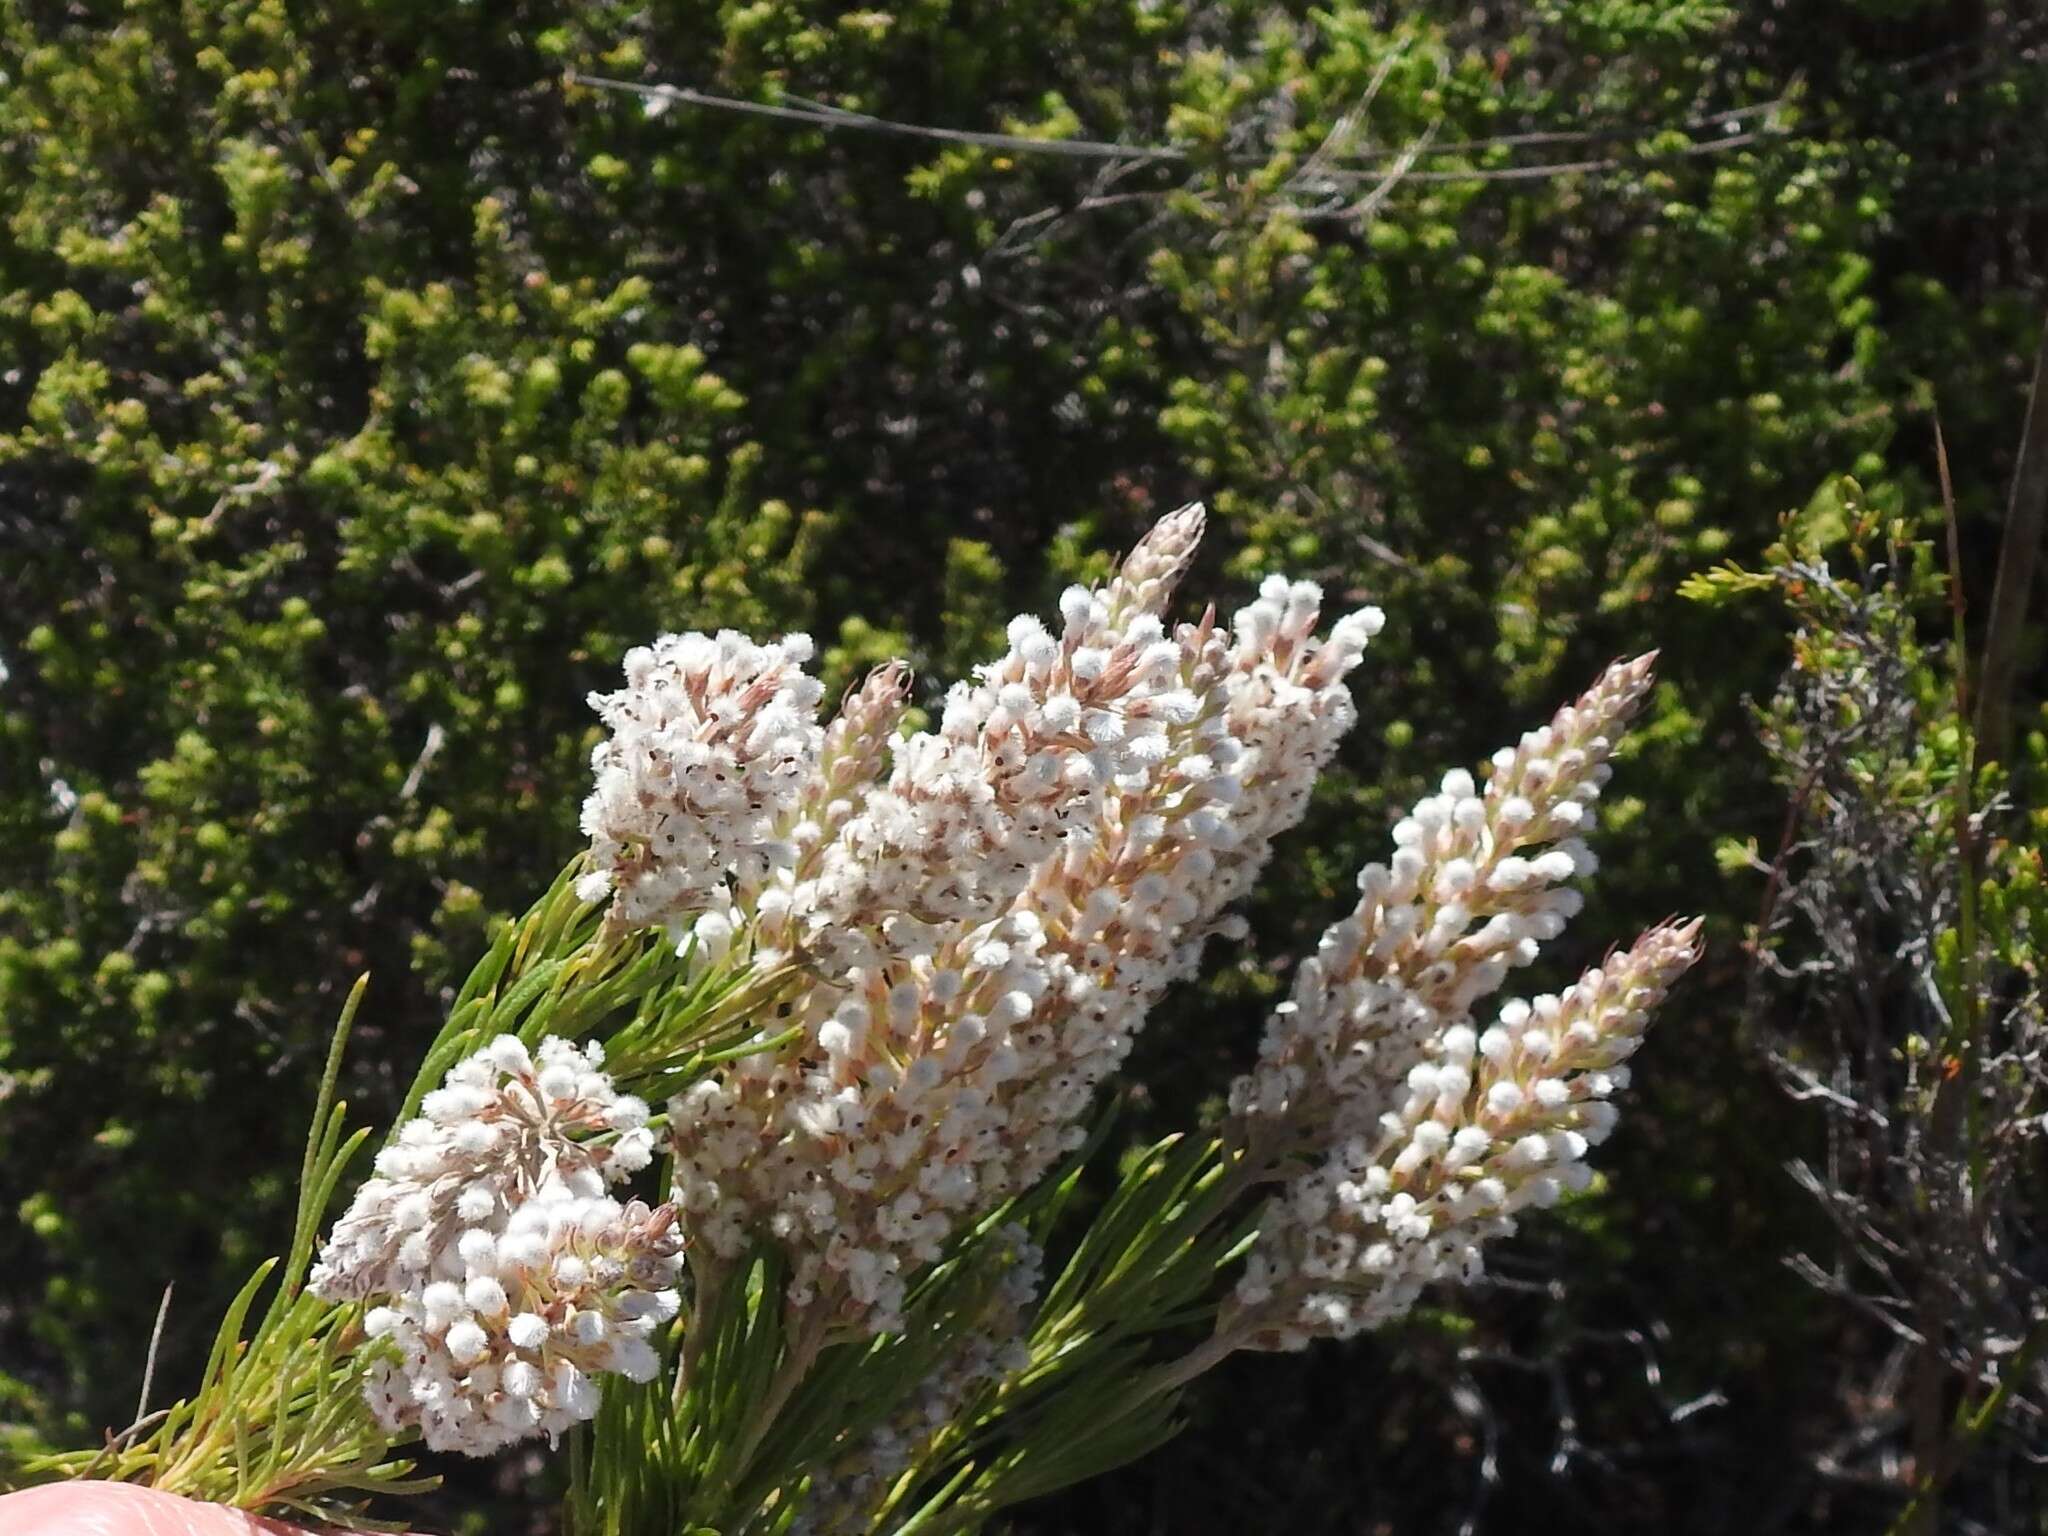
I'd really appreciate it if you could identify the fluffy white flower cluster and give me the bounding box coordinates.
[1229,654,1658,1153]
[311,1036,680,1455]
[577,630,825,934]
[794,1226,1043,1536]
[1231,920,1702,1348]
[653,508,1384,1332]
[1220,656,1701,1346]
[1203,575,1387,931]
[802,504,1218,946]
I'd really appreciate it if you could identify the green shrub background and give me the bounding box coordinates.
[1,1,2041,1529]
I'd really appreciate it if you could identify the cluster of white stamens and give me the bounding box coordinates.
[1201,575,1387,932]
[311,1036,680,1454]
[566,520,1690,1356]
[801,506,1217,948]
[306,510,1696,1468]
[646,507,1382,1332]
[1220,655,1700,1346]
[1229,654,1658,1153]
[577,630,825,935]
[1230,920,1701,1348]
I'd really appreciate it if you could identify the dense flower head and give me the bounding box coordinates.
[664,508,1386,1332]
[358,1191,682,1454]
[1228,654,1659,1155]
[1201,575,1386,940]
[312,1036,678,1455]
[1228,920,1702,1349]
[1212,655,1699,1350]
[578,629,826,934]
[798,506,1229,950]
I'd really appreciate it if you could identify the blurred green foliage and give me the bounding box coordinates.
[1,0,2041,1529]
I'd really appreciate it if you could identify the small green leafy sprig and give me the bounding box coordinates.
[22,859,791,1525]
[563,1114,1265,1536]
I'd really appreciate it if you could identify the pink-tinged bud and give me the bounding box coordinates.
[1105,502,1206,620]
